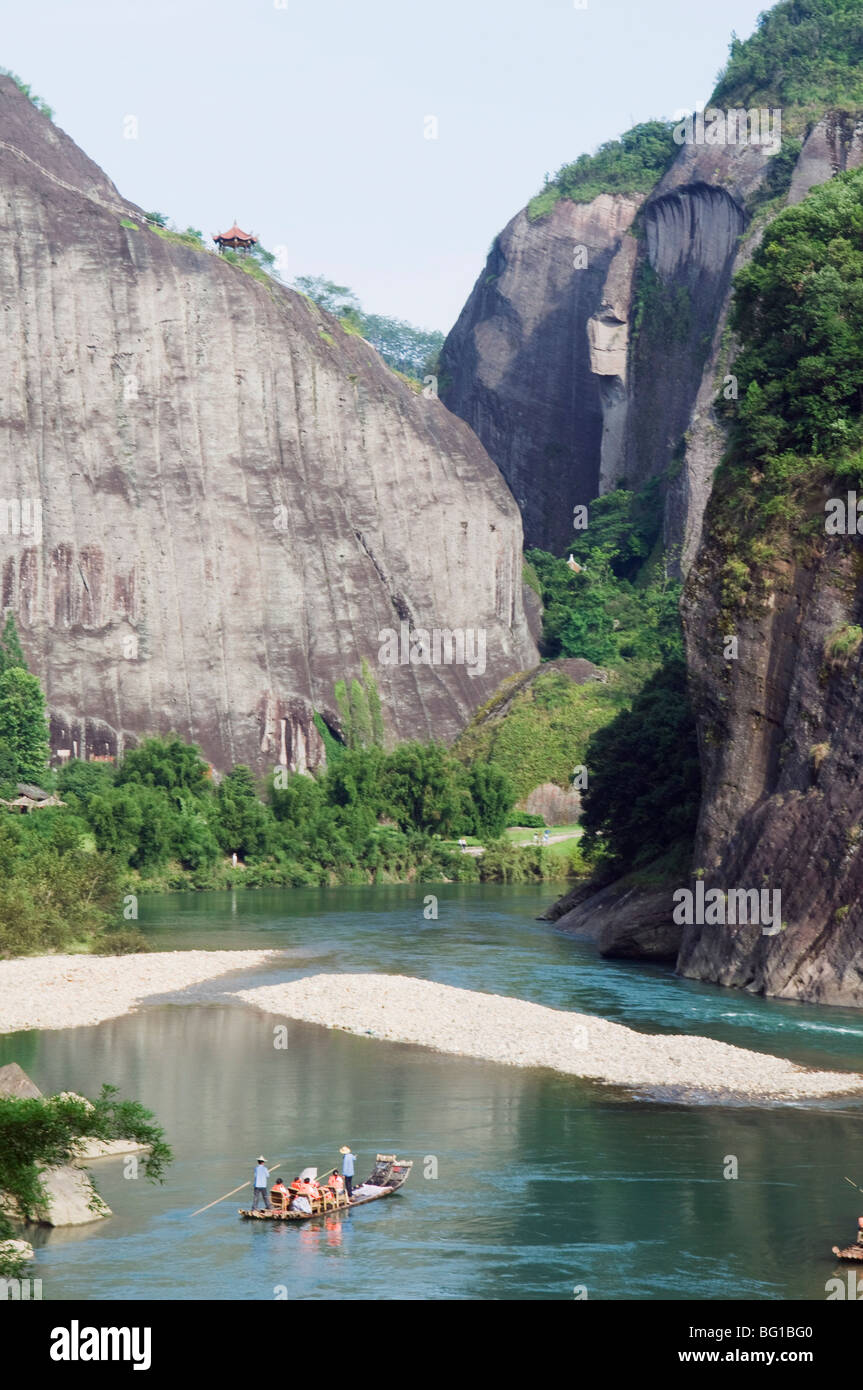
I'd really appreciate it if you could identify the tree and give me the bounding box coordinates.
[116,736,210,799]
[727,168,863,463]
[291,276,444,379]
[580,660,700,872]
[293,276,361,318]
[0,1086,170,1278]
[0,613,26,673]
[0,667,49,783]
[459,762,514,839]
[216,766,270,858]
[378,742,460,835]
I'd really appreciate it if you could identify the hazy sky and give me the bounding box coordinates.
[4,0,772,331]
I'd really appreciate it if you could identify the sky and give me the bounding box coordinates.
[3,0,774,332]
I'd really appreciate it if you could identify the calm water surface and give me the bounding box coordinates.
[3,883,862,1301]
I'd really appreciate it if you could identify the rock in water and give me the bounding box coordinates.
[550,880,681,962]
[0,76,536,771]
[0,1062,41,1099]
[0,1065,112,1224]
[31,1166,111,1227]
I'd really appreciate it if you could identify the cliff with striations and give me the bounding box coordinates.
[0,76,536,772]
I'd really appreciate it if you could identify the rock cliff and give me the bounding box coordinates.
[0,76,536,772]
[440,194,642,552]
[0,1064,113,1226]
[678,496,863,1007]
[442,137,773,565]
[443,107,863,573]
[673,113,863,1006]
[443,8,863,1004]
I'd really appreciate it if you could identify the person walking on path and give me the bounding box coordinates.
[340,1145,356,1199]
[252,1156,270,1211]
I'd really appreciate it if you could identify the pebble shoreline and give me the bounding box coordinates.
[0,951,272,1034]
[236,973,863,1101]
[0,955,860,1102]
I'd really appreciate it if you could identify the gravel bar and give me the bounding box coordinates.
[236,972,863,1101]
[2,956,860,1102]
[0,951,273,1033]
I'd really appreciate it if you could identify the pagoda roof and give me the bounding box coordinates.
[214,223,257,243]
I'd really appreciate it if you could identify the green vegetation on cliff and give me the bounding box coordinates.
[455,667,631,802]
[527,121,678,221]
[457,485,689,829]
[579,659,701,877]
[0,67,53,120]
[712,166,863,609]
[713,0,863,115]
[526,487,683,667]
[292,276,443,380]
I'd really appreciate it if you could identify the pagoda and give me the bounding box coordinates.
[213,222,257,253]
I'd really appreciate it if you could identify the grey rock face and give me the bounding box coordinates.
[789,111,863,205]
[440,194,643,551]
[0,77,536,772]
[549,879,681,962]
[31,1164,111,1227]
[441,134,776,569]
[0,1062,41,1098]
[680,534,863,1006]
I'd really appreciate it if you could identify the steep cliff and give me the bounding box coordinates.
[676,157,863,1007]
[0,76,536,772]
[489,1,863,1006]
[442,138,773,564]
[440,194,642,552]
[441,1,863,576]
[679,529,863,1005]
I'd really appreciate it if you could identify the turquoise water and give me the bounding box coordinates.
[2,883,862,1301]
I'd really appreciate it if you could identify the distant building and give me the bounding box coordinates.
[0,783,66,813]
[213,223,257,253]
[566,554,584,574]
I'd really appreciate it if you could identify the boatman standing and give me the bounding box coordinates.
[252,1156,270,1211]
[340,1145,356,1199]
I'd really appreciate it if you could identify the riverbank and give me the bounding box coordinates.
[0,951,272,1033]
[2,953,861,1102]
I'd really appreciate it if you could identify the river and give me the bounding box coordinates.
[3,883,862,1300]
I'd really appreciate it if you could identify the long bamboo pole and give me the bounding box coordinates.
[191,1162,341,1216]
[190,1163,282,1216]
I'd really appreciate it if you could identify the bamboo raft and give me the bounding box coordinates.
[832,1242,863,1262]
[239,1154,412,1222]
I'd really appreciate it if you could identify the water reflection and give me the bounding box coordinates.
[1,882,861,1301]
